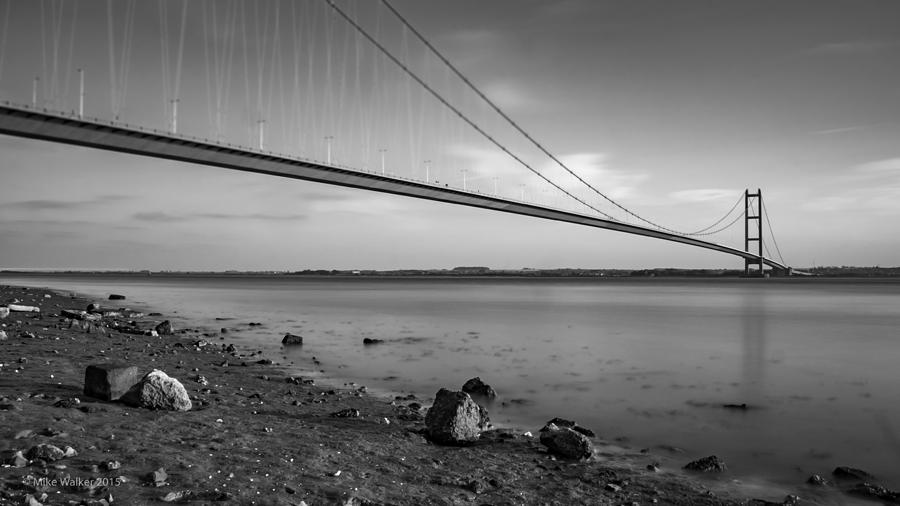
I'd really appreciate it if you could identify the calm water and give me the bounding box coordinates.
[3,274,899,490]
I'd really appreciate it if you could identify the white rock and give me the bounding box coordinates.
[8,304,40,313]
[122,369,192,411]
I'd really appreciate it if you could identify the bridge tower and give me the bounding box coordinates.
[744,189,764,276]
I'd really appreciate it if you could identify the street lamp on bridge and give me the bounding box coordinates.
[325,136,334,164]
[379,148,387,175]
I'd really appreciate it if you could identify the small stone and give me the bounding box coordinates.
[14,429,33,439]
[103,460,122,470]
[149,467,168,486]
[362,337,384,345]
[683,455,727,472]
[155,320,174,335]
[0,330,7,340]
[806,474,830,486]
[160,490,190,502]
[330,408,361,418]
[605,483,622,493]
[26,443,66,461]
[282,333,303,345]
[54,397,81,408]
[87,303,102,312]
[63,446,77,457]
[8,450,28,467]
[108,294,126,300]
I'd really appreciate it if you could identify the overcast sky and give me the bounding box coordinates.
[1,0,899,271]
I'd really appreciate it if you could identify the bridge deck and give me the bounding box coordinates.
[0,103,789,272]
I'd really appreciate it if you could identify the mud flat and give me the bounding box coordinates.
[0,283,855,505]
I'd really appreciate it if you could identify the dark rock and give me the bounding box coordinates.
[331,408,361,418]
[53,397,81,408]
[461,377,497,400]
[149,312,163,317]
[121,369,192,411]
[424,388,490,445]
[832,466,874,481]
[539,424,593,460]
[108,294,126,300]
[255,359,273,365]
[282,333,303,345]
[26,444,65,462]
[154,320,174,336]
[848,482,900,502]
[723,403,749,410]
[363,337,384,345]
[83,363,140,401]
[683,455,727,472]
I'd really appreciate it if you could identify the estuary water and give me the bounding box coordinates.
[3,273,899,490]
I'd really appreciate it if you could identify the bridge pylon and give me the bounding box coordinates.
[744,189,765,277]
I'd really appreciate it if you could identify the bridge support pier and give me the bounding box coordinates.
[744,189,765,277]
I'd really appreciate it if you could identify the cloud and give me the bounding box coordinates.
[0,195,130,211]
[810,126,868,136]
[133,211,187,223]
[669,189,738,203]
[481,81,538,110]
[195,212,307,221]
[855,158,900,173]
[808,41,891,55]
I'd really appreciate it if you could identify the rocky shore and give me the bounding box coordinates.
[0,283,879,505]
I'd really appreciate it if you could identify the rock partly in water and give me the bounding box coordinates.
[424,388,490,445]
[539,423,593,460]
[154,320,174,336]
[848,482,900,503]
[540,417,596,438]
[832,466,875,481]
[683,455,727,473]
[362,337,384,345]
[108,294,126,300]
[806,474,831,487]
[282,333,303,345]
[83,363,140,401]
[461,377,497,400]
[87,302,102,313]
[122,369,192,411]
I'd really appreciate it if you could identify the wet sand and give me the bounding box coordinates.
[0,283,844,505]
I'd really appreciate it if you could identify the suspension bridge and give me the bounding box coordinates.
[0,0,793,275]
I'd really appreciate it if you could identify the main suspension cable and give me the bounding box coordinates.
[762,199,786,265]
[324,0,618,220]
[380,0,705,235]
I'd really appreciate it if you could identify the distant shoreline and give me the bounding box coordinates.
[3,265,900,278]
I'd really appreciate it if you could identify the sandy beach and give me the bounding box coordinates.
[0,282,860,505]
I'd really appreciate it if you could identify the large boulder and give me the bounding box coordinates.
[424,388,490,445]
[282,333,303,345]
[539,423,593,459]
[84,363,140,401]
[122,369,192,411]
[461,377,497,400]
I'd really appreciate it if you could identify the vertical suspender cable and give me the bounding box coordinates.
[0,1,10,84]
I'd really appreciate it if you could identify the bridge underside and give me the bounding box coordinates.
[0,103,789,272]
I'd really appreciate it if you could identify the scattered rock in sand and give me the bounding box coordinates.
[683,455,727,472]
[102,460,122,471]
[282,333,303,345]
[26,443,66,462]
[8,304,40,312]
[330,408,361,418]
[539,423,593,460]
[53,397,81,408]
[848,482,900,502]
[154,320,174,335]
[540,417,596,438]
[87,302,102,312]
[108,294,126,300]
[0,307,9,319]
[161,490,192,502]
[363,337,384,345]
[424,388,490,445]
[723,403,749,410]
[832,466,874,481]
[122,369,192,411]
[461,377,497,400]
[0,330,7,341]
[84,363,140,401]
[806,474,831,486]
[148,467,168,486]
